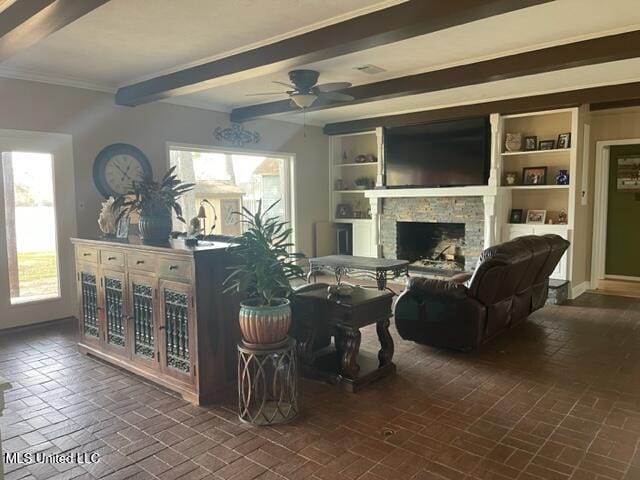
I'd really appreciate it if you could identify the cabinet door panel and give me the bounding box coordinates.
[101,269,127,356]
[353,222,373,257]
[159,280,195,384]
[129,273,159,368]
[77,264,100,347]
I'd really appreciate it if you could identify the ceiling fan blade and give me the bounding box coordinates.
[319,91,355,102]
[245,92,287,96]
[314,82,352,93]
[272,80,296,89]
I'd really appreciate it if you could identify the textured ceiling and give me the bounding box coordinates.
[1,0,640,124]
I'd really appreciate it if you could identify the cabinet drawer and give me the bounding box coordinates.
[76,245,98,264]
[100,249,125,267]
[127,253,156,273]
[159,259,192,281]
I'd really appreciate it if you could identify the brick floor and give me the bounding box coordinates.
[2,292,640,480]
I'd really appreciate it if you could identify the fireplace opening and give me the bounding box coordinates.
[396,221,465,273]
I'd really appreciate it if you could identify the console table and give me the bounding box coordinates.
[307,255,409,290]
[71,237,241,404]
[295,287,395,392]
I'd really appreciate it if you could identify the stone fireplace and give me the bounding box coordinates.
[380,196,485,273]
[396,221,466,273]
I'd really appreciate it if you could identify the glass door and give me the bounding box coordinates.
[0,130,76,329]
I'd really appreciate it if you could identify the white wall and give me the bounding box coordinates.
[0,77,329,256]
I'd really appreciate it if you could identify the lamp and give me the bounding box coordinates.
[290,93,317,109]
[197,199,217,236]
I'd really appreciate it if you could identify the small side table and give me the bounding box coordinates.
[237,338,298,426]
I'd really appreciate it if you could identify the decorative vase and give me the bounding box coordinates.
[138,212,172,243]
[239,298,291,347]
[505,133,523,152]
[505,172,517,185]
[555,169,570,185]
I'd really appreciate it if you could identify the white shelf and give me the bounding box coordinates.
[334,162,378,167]
[502,185,569,190]
[501,148,571,157]
[333,218,372,223]
[333,189,369,194]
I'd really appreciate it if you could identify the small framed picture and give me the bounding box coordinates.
[526,209,547,225]
[522,166,548,185]
[524,136,538,151]
[539,140,555,150]
[335,203,353,219]
[509,209,524,224]
[557,132,571,149]
[116,216,130,239]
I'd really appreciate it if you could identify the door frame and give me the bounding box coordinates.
[0,129,76,329]
[591,138,640,287]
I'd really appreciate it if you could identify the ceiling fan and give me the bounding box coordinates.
[247,69,354,109]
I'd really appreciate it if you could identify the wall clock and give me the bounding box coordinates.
[93,143,152,198]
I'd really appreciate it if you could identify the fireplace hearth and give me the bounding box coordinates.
[396,221,465,274]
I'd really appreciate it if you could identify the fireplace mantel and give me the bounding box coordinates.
[364,185,497,199]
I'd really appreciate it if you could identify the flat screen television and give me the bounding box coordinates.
[384,116,490,188]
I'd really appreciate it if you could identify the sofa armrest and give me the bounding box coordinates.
[449,272,473,284]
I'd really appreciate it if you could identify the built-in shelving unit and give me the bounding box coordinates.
[328,131,380,257]
[495,107,580,280]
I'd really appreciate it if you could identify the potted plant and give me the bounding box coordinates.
[354,176,370,190]
[112,167,194,243]
[224,201,305,347]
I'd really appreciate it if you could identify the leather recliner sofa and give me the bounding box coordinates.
[394,235,570,351]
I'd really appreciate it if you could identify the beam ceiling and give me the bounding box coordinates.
[115,0,552,107]
[0,0,109,63]
[231,30,640,122]
[323,81,640,135]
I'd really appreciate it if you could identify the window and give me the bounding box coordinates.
[2,151,60,304]
[169,146,293,241]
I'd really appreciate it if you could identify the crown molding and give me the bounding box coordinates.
[0,66,116,93]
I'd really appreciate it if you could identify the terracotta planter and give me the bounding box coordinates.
[239,299,291,347]
[138,212,172,244]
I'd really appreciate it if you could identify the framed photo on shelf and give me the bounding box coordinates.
[539,140,555,150]
[557,132,571,149]
[526,209,547,225]
[522,166,547,185]
[335,203,353,219]
[509,209,524,224]
[115,216,130,239]
[524,136,538,151]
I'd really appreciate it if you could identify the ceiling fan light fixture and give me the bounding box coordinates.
[291,93,317,109]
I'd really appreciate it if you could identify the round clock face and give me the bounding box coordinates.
[104,154,145,195]
[93,143,152,198]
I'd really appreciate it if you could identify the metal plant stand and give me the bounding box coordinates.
[238,337,298,426]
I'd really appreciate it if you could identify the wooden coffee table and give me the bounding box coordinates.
[295,287,395,392]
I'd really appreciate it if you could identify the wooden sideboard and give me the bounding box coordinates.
[71,237,240,404]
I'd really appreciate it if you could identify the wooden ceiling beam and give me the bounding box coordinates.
[0,0,109,62]
[323,82,640,135]
[115,0,552,107]
[232,30,640,122]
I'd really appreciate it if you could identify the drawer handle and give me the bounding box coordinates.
[159,325,165,330]
[107,256,116,261]
[136,260,145,265]
[169,265,179,271]
[83,253,91,257]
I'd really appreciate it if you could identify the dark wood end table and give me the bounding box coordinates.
[295,287,395,392]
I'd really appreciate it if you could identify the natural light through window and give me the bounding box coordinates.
[169,148,292,240]
[2,151,60,304]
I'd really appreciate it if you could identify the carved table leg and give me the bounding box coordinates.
[375,270,387,291]
[297,315,316,366]
[336,327,361,379]
[376,317,394,366]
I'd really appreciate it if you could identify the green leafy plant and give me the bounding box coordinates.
[223,200,305,306]
[354,176,371,187]
[111,167,194,222]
